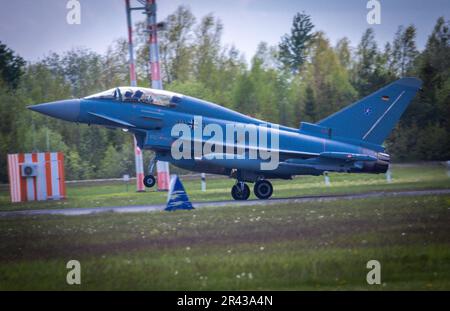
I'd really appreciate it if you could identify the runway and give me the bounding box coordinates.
[0,188,449,218]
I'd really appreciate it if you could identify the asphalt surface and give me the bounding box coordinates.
[1,188,449,218]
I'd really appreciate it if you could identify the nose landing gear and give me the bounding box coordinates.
[143,174,156,188]
[143,156,156,188]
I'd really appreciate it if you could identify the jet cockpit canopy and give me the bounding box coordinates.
[84,87,182,107]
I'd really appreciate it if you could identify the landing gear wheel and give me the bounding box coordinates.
[231,183,250,200]
[254,180,273,200]
[143,174,156,188]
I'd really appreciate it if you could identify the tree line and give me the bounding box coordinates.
[0,6,448,182]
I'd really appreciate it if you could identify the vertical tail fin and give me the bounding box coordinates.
[317,77,422,145]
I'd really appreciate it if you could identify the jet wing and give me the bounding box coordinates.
[177,137,320,160]
[199,142,374,161]
[172,138,376,162]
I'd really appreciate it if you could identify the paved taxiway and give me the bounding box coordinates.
[1,189,449,218]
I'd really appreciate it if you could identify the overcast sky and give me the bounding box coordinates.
[0,0,448,63]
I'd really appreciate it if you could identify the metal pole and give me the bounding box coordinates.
[146,0,170,191]
[125,0,146,192]
[46,128,50,151]
[147,0,162,89]
[324,171,331,186]
[201,173,206,192]
[125,0,137,87]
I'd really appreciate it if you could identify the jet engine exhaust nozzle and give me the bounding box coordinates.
[362,152,390,174]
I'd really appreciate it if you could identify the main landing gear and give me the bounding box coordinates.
[253,179,273,200]
[231,179,273,201]
[143,156,156,188]
[231,181,250,200]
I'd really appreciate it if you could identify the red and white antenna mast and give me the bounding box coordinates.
[124,0,170,191]
[125,0,145,192]
[145,0,170,191]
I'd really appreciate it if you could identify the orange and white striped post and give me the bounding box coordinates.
[133,136,145,192]
[7,152,66,203]
[156,161,170,191]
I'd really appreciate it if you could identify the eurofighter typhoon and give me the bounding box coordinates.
[28,77,422,200]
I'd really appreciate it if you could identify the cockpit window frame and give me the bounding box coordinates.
[84,88,117,100]
[84,86,182,108]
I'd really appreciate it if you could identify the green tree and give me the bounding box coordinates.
[214,45,247,106]
[232,72,257,116]
[232,44,285,124]
[43,48,105,97]
[103,39,130,88]
[194,14,223,89]
[303,86,316,122]
[335,37,352,70]
[0,80,26,181]
[65,149,94,180]
[98,145,124,178]
[253,42,280,70]
[305,32,357,119]
[0,41,25,89]
[390,25,419,77]
[386,17,450,160]
[22,126,68,154]
[352,28,379,96]
[278,12,315,73]
[352,28,395,97]
[167,80,215,102]
[159,5,196,83]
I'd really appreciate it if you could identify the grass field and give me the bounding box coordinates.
[0,163,449,290]
[0,194,449,290]
[0,163,449,211]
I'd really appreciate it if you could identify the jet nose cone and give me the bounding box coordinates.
[28,99,80,122]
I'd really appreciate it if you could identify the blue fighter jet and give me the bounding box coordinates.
[28,77,422,200]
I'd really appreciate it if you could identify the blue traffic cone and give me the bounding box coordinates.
[165,175,194,211]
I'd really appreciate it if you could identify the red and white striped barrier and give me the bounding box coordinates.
[7,152,66,203]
